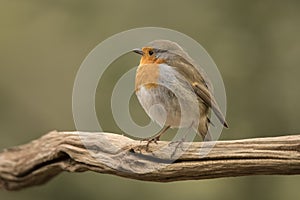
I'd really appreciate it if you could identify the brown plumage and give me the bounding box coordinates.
[133,40,228,143]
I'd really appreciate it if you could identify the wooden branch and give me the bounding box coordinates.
[0,131,300,191]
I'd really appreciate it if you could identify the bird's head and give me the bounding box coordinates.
[133,40,186,65]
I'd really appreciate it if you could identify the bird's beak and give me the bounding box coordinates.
[132,48,144,55]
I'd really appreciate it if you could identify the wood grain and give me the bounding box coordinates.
[1,130,300,190]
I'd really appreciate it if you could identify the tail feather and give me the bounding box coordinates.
[198,116,212,141]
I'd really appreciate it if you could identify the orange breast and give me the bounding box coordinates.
[140,56,165,65]
[135,64,160,92]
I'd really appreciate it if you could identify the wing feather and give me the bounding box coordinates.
[166,53,228,128]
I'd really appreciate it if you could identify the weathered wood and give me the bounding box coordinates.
[0,131,300,190]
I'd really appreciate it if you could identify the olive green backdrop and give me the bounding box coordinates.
[1,0,300,199]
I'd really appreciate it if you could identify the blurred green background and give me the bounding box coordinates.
[1,0,300,199]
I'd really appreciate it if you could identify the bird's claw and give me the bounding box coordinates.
[169,139,185,158]
[140,136,160,151]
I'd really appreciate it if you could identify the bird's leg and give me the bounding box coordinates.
[169,122,194,145]
[143,125,171,149]
[170,122,194,157]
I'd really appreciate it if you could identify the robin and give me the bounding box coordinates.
[133,40,228,145]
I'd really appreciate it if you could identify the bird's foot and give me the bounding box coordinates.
[169,138,185,158]
[140,136,160,151]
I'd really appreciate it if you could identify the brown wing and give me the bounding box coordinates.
[192,82,228,128]
[166,54,228,128]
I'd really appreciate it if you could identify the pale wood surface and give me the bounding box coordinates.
[1,130,300,190]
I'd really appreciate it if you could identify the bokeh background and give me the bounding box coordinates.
[1,0,300,199]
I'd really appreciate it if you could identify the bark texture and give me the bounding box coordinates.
[1,131,300,190]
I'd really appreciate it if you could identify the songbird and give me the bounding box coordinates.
[133,40,228,145]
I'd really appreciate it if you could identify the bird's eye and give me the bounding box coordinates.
[148,50,154,56]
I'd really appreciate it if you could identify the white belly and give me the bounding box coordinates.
[136,64,201,128]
